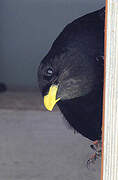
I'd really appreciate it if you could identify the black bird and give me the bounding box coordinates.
[38,7,105,163]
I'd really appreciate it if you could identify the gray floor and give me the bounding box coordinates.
[0,91,58,111]
[0,92,101,180]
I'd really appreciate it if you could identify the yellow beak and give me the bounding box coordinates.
[44,85,60,111]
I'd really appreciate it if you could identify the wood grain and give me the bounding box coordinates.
[102,1,118,180]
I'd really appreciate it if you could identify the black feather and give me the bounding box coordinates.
[57,88,103,141]
[38,7,105,141]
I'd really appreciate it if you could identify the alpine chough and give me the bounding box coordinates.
[38,8,105,145]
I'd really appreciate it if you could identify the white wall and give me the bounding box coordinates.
[0,0,105,89]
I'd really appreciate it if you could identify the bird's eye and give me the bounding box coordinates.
[46,68,53,76]
[43,67,54,81]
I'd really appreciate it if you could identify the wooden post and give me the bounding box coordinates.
[101,1,118,180]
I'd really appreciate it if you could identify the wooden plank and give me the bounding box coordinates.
[101,1,118,180]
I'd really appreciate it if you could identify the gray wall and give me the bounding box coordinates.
[0,0,105,89]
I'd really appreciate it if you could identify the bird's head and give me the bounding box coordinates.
[38,48,99,111]
[37,7,104,112]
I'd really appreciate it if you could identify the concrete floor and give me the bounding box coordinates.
[0,91,58,111]
[0,92,101,180]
